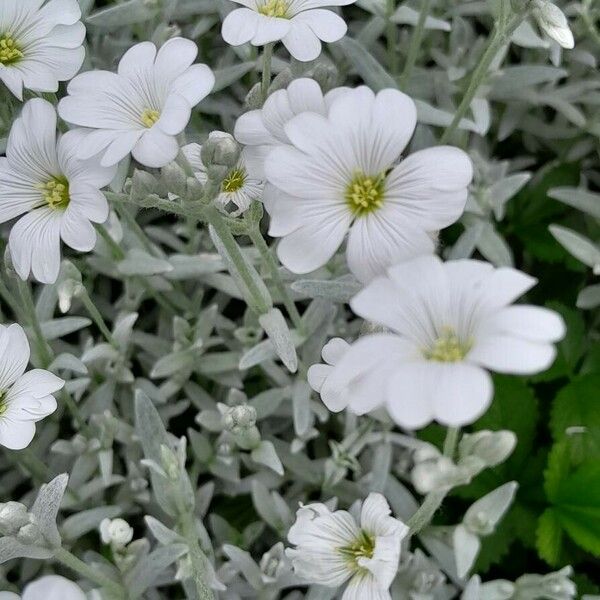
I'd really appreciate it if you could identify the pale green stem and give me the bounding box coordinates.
[16,279,52,369]
[407,427,461,535]
[55,546,127,599]
[440,10,528,145]
[261,43,274,102]
[80,291,118,348]
[386,0,398,75]
[581,0,600,49]
[246,224,304,331]
[400,0,432,87]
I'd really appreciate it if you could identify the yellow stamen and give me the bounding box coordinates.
[425,327,472,362]
[338,531,376,566]
[258,0,289,18]
[346,172,386,216]
[221,168,247,193]
[0,36,23,65]
[38,177,70,210]
[141,109,160,128]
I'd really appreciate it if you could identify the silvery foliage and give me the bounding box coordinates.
[0,0,594,598]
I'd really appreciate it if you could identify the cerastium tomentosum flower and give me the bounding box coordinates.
[0,324,63,450]
[309,255,566,428]
[0,0,85,100]
[286,493,408,599]
[58,38,215,168]
[0,99,116,284]
[262,86,474,282]
[222,0,356,62]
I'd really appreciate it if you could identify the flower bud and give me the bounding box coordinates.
[411,456,469,494]
[160,445,180,481]
[222,405,257,431]
[100,518,134,548]
[16,516,44,547]
[0,502,30,536]
[532,0,574,49]
[516,566,576,600]
[459,430,516,467]
[201,132,241,181]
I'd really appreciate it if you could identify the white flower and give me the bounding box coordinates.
[0,0,85,100]
[22,575,86,600]
[183,142,264,216]
[307,337,350,409]
[222,0,355,62]
[263,86,473,283]
[235,77,348,177]
[0,324,64,450]
[58,38,215,168]
[532,1,574,49]
[100,517,134,548]
[311,255,566,429]
[0,99,116,284]
[286,493,408,599]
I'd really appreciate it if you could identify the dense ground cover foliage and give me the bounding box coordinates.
[0,0,598,598]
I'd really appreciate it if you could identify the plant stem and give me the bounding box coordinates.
[261,43,274,102]
[386,0,398,75]
[407,426,461,535]
[400,0,432,87]
[55,546,127,599]
[246,224,304,331]
[80,290,118,348]
[205,205,271,315]
[17,279,52,369]
[439,10,527,145]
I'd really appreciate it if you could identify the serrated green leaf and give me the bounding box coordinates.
[537,509,564,566]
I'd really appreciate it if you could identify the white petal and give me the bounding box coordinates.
[155,37,198,81]
[478,267,537,309]
[60,207,97,251]
[0,67,24,99]
[9,208,62,284]
[321,337,350,365]
[23,575,86,600]
[8,369,64,399]
[222,8,260,46]
[171,64,215,106]
[132,129,179,168]
[101,130,144,167]
[346,210,435,283]
[306,363,332,393]
[0,419,36,450]
[320,334,416,414]
[342,573,391,600]
[0,324,30,391]
[453,526,481,579]
[157,93,192,136]
[234,110,278,146]
[294,9,347,42]
[468,336,557,375]
[360,494,395,536]
[282,22,322,61]
[252,16,291,45]
[118,41,157,76]
[385,146,473,230]
[480,305,566,343]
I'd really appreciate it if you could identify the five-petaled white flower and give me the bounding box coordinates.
[0,0,85,100]
[0,324,64,451]
[58,38,215,169]
[309,255,566,429]
[183,142,264,216]
[235,77,348,177]
[222,0,355,62]
[263,86,473,283]
[286,492,408,599]
[0,99,116,284]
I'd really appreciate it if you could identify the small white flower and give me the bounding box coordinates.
[286,493,408,599]
[22,575,86,600]
[0,99,116,284]
[58,38,215,168]
[222,0,355,62]
[183,142,264,216]
[311,255,566,429]
[263,86,473,283]
[0,324,64,450]
[235,77,349,177]
[532,1,574,49]
[100,517,134,548]
[0,0,85,100]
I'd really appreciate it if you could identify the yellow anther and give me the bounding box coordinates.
[0,36,23,65]
[141,108,160,128]
[346,172,386,216]
[425,328,472,362]
[38,177,70,210]
[221,168,247,193]
[258,0,289,18]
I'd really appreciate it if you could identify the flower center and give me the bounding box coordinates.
[338,531,376,566]
[258,0,289,18]
[0,389,7,416]
[141,108,160,128]
[424,327,471,362]
[38,177,70,210]
[0,36,23,65]
[346,173,386,216]
[221,168,247,193]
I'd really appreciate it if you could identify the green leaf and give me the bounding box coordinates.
[537,509,564,566]
[550,374,600,462]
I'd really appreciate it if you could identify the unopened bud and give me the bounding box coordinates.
[100,518,134,548]
[16,516,43,546]
[222,405,257,431]
[459,430,516,467]
[201,132,241,181]
[532,0,574,49]
[160,445,180,481]
[0,502,30,536]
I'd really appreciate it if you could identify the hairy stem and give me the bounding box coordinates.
[400,0,432,87]
[261,43,274,102]
[80,291,118,348]
[386,0,398,75]
[17,279,52,369]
